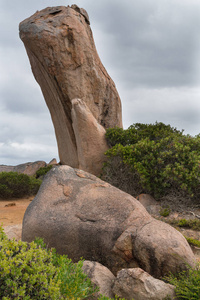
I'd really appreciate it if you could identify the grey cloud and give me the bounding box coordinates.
[0,108,58,165]
[0,141,58,166]
[0,0,200,165]
[0,110,55,142]
[86,0,200,88]
[121,87,200,136]
[0,81,46,114]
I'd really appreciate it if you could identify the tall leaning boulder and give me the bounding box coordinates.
[19,5,122,175]
[22,166,196,278]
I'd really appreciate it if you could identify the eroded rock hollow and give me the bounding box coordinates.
[19,5,122,175]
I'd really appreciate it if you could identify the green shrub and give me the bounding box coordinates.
[53,256,97,299]
[103,122,200,200]
[102,156,142,196]
[159,207,171,217]
[178,219,189,227]
[178,219,200,231]
[0,228,124,300]
[0,172,41,199]
[105,122,183,147]
[0,227,62,299]
[166,218,200,231]
[36,165,53,179]
[185,237,200,248]
[0,228,98,299]
[165,264,200,299]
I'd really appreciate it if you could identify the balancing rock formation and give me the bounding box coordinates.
[19,5,122,175]
[22,166,196,279]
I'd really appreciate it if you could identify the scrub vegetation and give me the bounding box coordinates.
[0,227,125,300]
[102,122,200,202]
[0,172,41,199]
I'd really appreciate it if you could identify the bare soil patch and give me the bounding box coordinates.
[0,197,34,226]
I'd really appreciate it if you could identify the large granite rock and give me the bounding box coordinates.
[22,166,195,278]
[19,5,122,176]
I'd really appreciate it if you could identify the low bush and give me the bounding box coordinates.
[165,264,200,299]
[0,228,62,299]
[0,227,97,299]
[103,122,200,201]
[185,237,200,248]
[52,255,97,299]
[105,122,183,147]
[167,218,200,231]
[178,218,190,227]
[0,172,41,199]
[159,207,171,217]
[36,165,53,179]
[0,228,125,300]
[178,219,200,231]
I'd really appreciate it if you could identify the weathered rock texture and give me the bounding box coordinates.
[19,5,122,175]
[136,194,161,215]
[3,224,22,242]
[22,166,195,278]
[112,268,176,300]
[82,261,115,299]
[47,158,58,166]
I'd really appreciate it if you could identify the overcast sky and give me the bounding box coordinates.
[0,0,200,166]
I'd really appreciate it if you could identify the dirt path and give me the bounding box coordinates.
[0,197,34,226]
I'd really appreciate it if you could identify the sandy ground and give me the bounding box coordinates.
[0,196,34,226]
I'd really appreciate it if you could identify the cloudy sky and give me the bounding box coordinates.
[1,0,200,166]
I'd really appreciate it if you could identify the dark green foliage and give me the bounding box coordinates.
[105,122,183,147]
[102,156,142,196]
[52,255,97,299]
[185,237,200,248]
[165,265,200,299]
[36,165,53,179]
[169,218,200,231]
[159,207,171,217]
[0,172,41,199]
[103,122,200,200]
[178,219,190,227]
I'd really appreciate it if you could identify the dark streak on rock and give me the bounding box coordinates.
[75,214,97,223]
[49,10,62,16]
[53,198,68,205]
